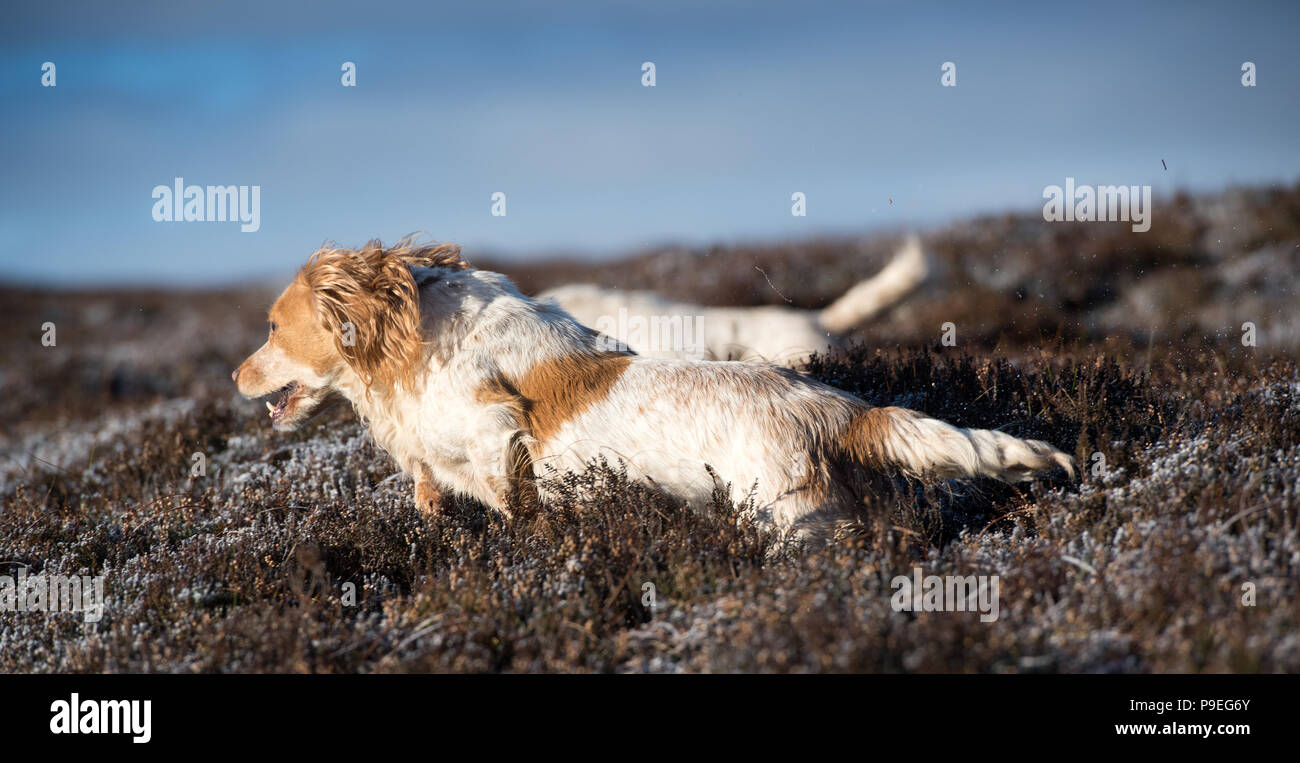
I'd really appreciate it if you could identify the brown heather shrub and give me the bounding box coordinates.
[1,184,1297,672]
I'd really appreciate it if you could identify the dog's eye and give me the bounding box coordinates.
[269,322,278,334]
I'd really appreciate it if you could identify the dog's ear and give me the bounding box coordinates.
[389,236,470,272]
[301,242,425,390]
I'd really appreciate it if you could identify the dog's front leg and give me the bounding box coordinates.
[473,432,538,520]
[414,463,445,516]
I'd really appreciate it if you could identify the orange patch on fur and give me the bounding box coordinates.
[840,406,911,470]
[269,281,340,374]
[477,352,632,444]
[518,353,632,442]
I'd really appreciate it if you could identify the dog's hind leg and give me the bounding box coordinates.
[758,471,858,551]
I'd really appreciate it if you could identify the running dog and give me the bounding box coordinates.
[233,240,1074,539]
[539,235,927,365]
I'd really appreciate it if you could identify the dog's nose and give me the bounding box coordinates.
[231,368,240,383]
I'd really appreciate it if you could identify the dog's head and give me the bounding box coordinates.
[233,239,468,430]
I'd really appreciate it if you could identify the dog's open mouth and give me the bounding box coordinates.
[264,381,301,422]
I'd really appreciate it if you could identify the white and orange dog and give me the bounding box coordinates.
[234,240,1074,539]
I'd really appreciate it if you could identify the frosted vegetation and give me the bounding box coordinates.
[1,185,1296,672]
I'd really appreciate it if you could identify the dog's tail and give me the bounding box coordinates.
[817,235,928,335]
[845,406,1076,483]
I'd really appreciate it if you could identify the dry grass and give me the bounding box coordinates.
[1,184,1297,672]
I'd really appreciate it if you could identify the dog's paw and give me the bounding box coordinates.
[414,477,445,517]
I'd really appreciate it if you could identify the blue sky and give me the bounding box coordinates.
[2,0,1298,285]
